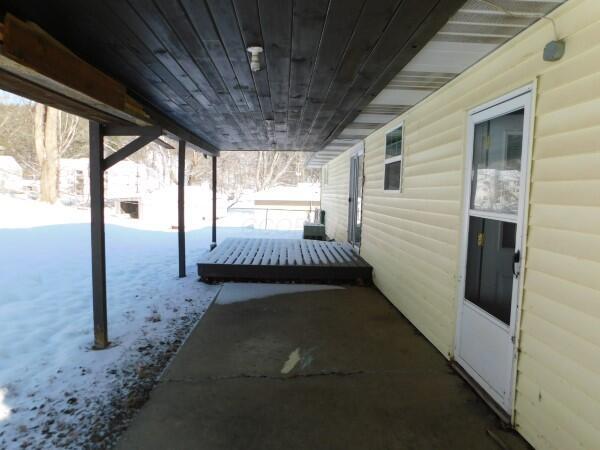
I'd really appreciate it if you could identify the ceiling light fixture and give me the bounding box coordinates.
[247,46,263,72]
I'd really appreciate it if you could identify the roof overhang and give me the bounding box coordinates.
[0,0,468,154]
[307,0,567,168]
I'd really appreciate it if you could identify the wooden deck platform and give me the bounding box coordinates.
[197,238,372,284]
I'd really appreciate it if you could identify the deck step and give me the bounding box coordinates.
[197,238,372,284]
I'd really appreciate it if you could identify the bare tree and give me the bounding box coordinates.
[0,101,36,176]
[31,104,83,203]
[186,151,210,185]
[33,103,60,203]
[1,92,318,202]
[57,110,80,156]
[254,151,301,191]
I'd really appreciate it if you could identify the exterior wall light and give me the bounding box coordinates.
[543,40,565,62]
[247,46,263,72]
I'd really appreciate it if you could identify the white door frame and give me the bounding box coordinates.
[349,140,364,157]
[454,84,534,415]
[347,141,364,247]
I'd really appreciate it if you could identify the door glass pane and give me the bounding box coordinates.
[471,110,524,214]
[465,216,515,325]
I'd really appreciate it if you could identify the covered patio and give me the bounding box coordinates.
[0,0,573,448]
[116,283,528,450]
[0,0,472,350]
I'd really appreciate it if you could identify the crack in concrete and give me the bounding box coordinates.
[164,369,367,383]
[163,367,442,384]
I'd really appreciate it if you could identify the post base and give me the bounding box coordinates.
[92,336,110,350]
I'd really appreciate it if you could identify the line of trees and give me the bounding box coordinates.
[0,91,319,204]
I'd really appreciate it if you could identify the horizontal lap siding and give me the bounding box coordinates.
[321,152,349,242]
[362,125,462,356]
[518,2,600,448]
[325,1,600,448]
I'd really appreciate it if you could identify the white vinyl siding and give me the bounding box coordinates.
[321,1,600,448]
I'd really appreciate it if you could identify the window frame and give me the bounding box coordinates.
[383,123,404,192]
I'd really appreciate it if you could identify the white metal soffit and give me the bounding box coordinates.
[307,0,566,168]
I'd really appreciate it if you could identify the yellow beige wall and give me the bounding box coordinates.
[321,0,600,448]
[321,151,350,241]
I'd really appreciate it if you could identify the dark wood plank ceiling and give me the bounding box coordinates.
[2,0,465,151]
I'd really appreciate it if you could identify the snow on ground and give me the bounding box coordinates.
[0,194,300,449]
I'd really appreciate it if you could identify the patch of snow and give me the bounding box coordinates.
[0,194,301,449]
[0,388,10,421]
[215,283,344,305]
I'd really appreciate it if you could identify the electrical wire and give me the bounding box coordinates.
[475,0,560,40]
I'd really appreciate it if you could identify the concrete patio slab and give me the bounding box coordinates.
[116,283,530,450]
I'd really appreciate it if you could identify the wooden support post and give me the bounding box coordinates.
[178,140,186,278]
[89,121,108,349]
[211,155,217,250]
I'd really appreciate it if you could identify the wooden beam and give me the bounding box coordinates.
[178,141,186,278]
[89,121,109,350]
[104,124,176,150]
[155,138,174,149]
[3,13,127,110]
[0,20,149,126]
[103,132,160,170]
[0,67,130,124]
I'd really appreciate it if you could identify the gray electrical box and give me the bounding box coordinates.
[303,223,326,240]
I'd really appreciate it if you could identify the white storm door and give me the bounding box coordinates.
[455,89,532,413]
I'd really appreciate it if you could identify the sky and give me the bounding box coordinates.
[0,90,30,106]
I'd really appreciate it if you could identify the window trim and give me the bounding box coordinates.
[383,123,404,192]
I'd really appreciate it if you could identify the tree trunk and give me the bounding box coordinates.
[33,104,60,203]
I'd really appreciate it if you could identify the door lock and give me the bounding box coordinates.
[476,232,485,247]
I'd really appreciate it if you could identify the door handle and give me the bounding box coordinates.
[512,250,521,278]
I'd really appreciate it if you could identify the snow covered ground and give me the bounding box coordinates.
[0,194,300,449]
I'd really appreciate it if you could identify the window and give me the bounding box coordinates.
[384,125,403,191]
[322,166,328,185]
[470,110,524,215]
